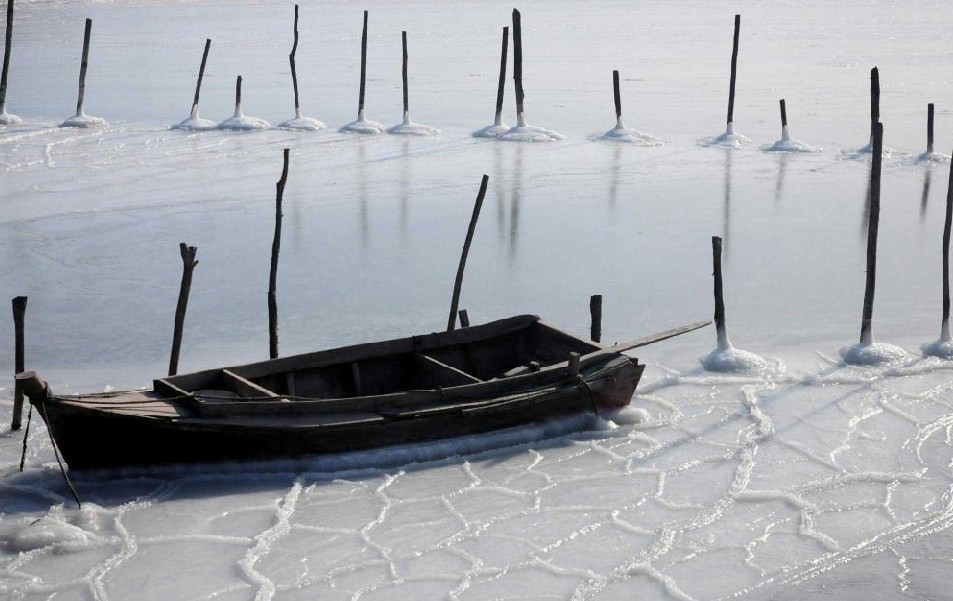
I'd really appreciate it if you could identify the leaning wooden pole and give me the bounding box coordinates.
[512,9,525,126]
[942,141,953,341]
[860,122,884,345]
[358,9,368,118]
[726,14,740,128]
[712,236,729,349]
[10,295,26,430]
[447,174,489,332]
[269,149,290,359]
[0,0,14,116]
[75,18,92,117]
[612,70,622,124]
[493,26,509,126]
[189,39,211,119]
[168,243,198,376]
[290,5,301,117]
[927,103,935,155]
[869,67,880,147]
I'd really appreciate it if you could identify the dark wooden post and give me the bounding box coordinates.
[779,98,787,127]
[512,9,524,121]
[589,294,603,343]
[726,14,740,126]
[10,295,26,430]
[494,26,508,124]
[860,122,884,345]
[612,70,621,121]
[358,10,368,117]
[269,149,290,359]
[168,244,198,376]
[0,0,13,115]
[927,103,935,155]
[447,174,489,332]
[712,236,729,349]
[459,309,470,328]
[290,5,301,116]
[75,18,92,116]
[942,141,953,341]
[869,67,879,146]
[235,75,242,107]
[189,39,211,118]
[401,30,408,119]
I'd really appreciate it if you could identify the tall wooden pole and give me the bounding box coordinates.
[168,244,198,376]
[942,141,953,341]
[75,18,92,116]
[860,122,884,345]
[290,5,301,116]
[726,14,740,126]
[712,236,729,349]
[0,0,14,115]
[590,294,603,343]
[269,149,290,359]
[10,295,26,430]
[494,26,508,125]
[447,174,489,332]
[401,30,408,120]
[927,103,935,155]
[869,67,880,146]
[512,9,524,122]
[189,39,211,118]
[358,10,368,117]
[612,70,622,122]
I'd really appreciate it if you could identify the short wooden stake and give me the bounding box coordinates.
[494,26,509,124]
[269,149,290,359]
[869,67,880,146]
[189,39,211,119]
[511,9,524,120]
[779,98,787,127]
[358,10,368,116]
[589,294,603,343]
[0,0,14,115]
[168,243,198,376]
[459,309,470,328]
[290,5,301,115]
[712,236,729,349]
[726,14,740,126]
[860,122,884,345]
[10,295,26,430]
[401,30,409,119]
[447,174,489,332]
[568,352,580,377]
[927,103,935,155]
[612,70,622,121]
[235,74,242,108]
[941,141,953,341]
[75,18,92,116]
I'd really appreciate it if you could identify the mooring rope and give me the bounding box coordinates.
[38,395,82,508]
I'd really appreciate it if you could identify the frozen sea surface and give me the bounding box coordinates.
[2,0,953,599]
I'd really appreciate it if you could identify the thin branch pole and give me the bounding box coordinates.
[190,39,211,117]
[235,74,242,106]
[269,149,290,359]
[613,70,622,120]
[0,0,14,114]
[712,236,729,349]
[358,10,368,114]
[942,139,953,340]
[401,30,408,117]
[75,18,92,116]
[494,26,508,122]
[927,103,935,155]
[869,67,880,145]
[447,174,489,332]
[861,122,884,345]
[779,98,787,127]
[10,295,26,430]
[290,5,300,113]
[512,9,524,117]
[168,243,198,376]
[726,14,740,125]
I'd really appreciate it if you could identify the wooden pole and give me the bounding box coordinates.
[75,18,92,116]
[869,67,879,145]
[190,39,211,118]
[613,70,621,121]
[779,98,787,127]
[358,10,368,115]
[10,295,26,430]
[235,74,242,107]
[942,141,953,341]
[726,14,740,126]
[0,0,13,115]
[459,309,470,328]
[860,122,883,345]
[494,26,508,124]
[290,5,301,115]
[590,294,603,343]
[269,149,290,359]
[512,9,524,120]
[927,103,935,155]
[168,243,198,376]
[712,236,729,349]
[447,174,489,332]
[401,30,408,118]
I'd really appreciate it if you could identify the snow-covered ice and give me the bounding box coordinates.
[3,0,953,599]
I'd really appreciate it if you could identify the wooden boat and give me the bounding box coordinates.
[16,315,707,470]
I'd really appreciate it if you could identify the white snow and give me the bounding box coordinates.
[59,112,106,129]
[700,122,750,148]
[172,106,217,131]
[218,102,270,131]
[497,113,563,142]
[761,126,821,153]
[841,342,910,366]
[0,110,22,126]
[601,118,666,145]
[340,109,387,134]
[388,112,439,136]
